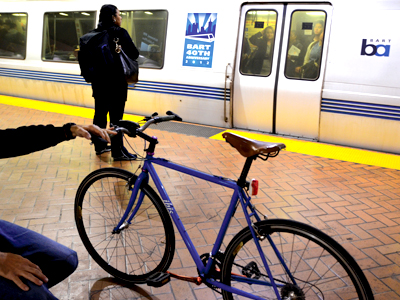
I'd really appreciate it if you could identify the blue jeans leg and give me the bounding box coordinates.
[0,220,78,299]
[0,277,58,300]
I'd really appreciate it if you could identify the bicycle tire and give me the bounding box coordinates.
[221,219,374,299]
[75,167,175,283]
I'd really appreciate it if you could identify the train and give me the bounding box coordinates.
[0,0,399,154]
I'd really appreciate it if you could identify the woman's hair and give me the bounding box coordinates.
[313,20,324,39]
[98,4,118,28]
[314,20,324,30]
[264,26,275,39]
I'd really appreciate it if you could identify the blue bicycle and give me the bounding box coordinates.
[75,112,374,299]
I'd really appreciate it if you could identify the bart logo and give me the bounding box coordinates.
[361,39,391,57]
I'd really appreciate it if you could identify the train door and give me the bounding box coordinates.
[233,3,332,139]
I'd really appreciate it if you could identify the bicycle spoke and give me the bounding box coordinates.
[221,220,373,299]
[75,169,175,282]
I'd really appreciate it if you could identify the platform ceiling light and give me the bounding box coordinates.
[248,11,275,15]
[81,12,90,16]
[306,12,325,16]
[144,11,153,15]
[59,13,68,17]
[260,11,276,16]
[12,13,27,16]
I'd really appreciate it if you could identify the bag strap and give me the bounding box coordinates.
[113,37,121,53]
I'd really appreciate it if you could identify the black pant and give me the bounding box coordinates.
[92,95,127,156]
[93,98,126,129]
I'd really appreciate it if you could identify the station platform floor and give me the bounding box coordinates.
[0,94,399,299]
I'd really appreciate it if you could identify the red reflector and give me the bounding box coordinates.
[251,179,258,196]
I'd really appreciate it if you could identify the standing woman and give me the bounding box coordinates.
[248,26,275,75]
[295,20,324,79]
[91,4,139,160]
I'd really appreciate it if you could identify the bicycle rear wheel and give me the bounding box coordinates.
[75,167,175,283]
[221,219,374,300]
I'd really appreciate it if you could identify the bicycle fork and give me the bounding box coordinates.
[112,171,149,233]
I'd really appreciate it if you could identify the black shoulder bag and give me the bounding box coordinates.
[113,38,139,84]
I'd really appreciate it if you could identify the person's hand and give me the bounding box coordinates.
[0,252,48,291]
[295,66,301,73]
[70,124,117,143]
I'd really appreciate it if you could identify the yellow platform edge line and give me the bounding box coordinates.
[210,130,400,171]
[0,95,143,123]
[1,95,399,170]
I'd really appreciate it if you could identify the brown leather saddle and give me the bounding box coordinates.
[222,132,286,158]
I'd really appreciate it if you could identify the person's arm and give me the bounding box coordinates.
[249,31,263,47]
[0,252,48,291]
[0,123,115,159]
[120,28,139,60]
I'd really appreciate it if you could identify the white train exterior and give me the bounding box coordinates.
[0,0,399,154]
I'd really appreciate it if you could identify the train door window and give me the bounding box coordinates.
[240,10,277,76]
[0,13,27,59]
[120,10,168,69]
[42,11,96,62]
[285,10,326,80]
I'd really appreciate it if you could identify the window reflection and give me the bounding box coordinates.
[42,11,96,62]
[240,10,277,76]
[285,11,326,80]
[0,13,27,59]
[121,10,167,69]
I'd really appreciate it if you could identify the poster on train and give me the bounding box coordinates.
[183,13,217,68]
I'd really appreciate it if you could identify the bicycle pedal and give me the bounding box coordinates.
[146,272,171,287]
[242,261,261,279]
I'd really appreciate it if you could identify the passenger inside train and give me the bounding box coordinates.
[240,10,277,76]
[294,19,325,79]
[285,29,305,78]
[237,9,326,81]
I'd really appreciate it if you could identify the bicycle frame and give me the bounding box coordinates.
[113,151,289,300]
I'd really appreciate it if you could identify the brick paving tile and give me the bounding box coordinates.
[1,104,400,299]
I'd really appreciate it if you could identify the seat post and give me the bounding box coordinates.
[237,156,256,188]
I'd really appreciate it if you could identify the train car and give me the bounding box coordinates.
[0,0,399,154]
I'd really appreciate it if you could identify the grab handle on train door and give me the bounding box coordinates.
[224,63,232,123]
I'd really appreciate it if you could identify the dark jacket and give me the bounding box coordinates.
[0,125,72,159]
[248,32,272,74]
[91,26,139,100]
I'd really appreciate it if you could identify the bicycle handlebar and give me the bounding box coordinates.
[140,111,182,132]
[115,111,182,138]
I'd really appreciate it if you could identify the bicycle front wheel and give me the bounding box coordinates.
[75,167,175,283]
[221,219,374,300]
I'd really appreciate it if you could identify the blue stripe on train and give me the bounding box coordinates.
[0,67,230,101]
[321,98,400,121]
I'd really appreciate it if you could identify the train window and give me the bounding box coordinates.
[240,10,277,77]
[120,10,168,69]
[42,11,96,62]
[0,13,27,59]
[285,10,326,80]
